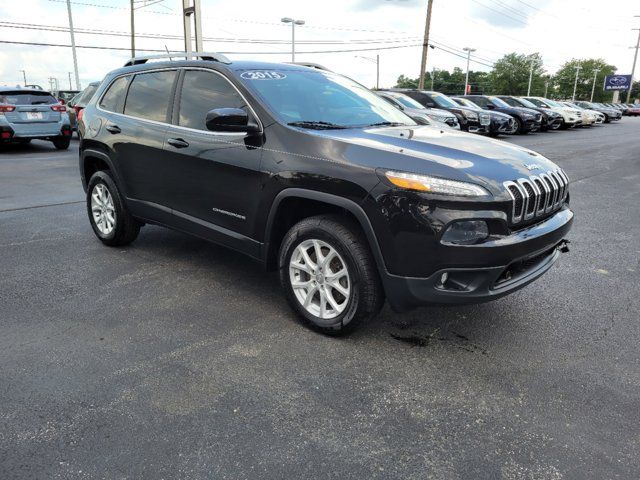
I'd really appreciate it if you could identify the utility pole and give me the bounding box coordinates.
[527,58,535,96]
[418,0,434,90]
[356,55,380,89]
[572,65,581,101]
[627,23,640,103]
[68,72,73,90]
[182,0,203,55]
[463,47,476,95]
[544,80,549,98]
[66,0,81,90]
[130,0,135,57]
[590,68,600,102]
[20,70,26,86]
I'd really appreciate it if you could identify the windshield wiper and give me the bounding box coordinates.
[366,121,407,127]
[287,120,348,130]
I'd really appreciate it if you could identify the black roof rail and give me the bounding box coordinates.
[286,62,332,72]
[124,52,231,67]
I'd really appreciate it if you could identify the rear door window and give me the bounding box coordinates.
[99,76,130,113]
[0,92,58,105]
[124,70,177,122]
[177,70,247,130]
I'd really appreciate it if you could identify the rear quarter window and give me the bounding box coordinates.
[99,76,130,113]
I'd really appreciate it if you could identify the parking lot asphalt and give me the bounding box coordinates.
[1,121,639,479]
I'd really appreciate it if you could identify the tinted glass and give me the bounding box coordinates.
[428,92,458,108]
[470,97,489,107]
[0,92,57,105]
[487,96,510,108]
[178,70,247,130]
[125,70,176,122]
[99,76,129,112]
[516,97,538,109]
[240,69,414,127]
[390,93,426,110]
[76,84,99,106]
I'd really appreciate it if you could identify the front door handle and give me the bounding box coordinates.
[105,124,121,134]
[167,137,189,149]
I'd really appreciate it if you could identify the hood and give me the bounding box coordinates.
[496,106,539,117]
[301,125,559,193]
[487,110,513,121]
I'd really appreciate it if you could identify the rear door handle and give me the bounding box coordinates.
[105,124,121,134]
[167,138,189,149]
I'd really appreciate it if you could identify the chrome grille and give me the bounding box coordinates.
[504,169,569,224]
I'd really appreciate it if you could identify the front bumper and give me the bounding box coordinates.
[381,207,573,311]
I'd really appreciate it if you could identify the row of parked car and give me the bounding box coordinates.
[375,89,638,137]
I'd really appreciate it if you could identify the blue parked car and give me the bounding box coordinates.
[0,87,72,149]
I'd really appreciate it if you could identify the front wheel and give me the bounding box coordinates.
[514,117,527,134]
[279,215,384,335]
[86,170,141,246]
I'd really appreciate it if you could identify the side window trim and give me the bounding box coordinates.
[98,75,132,114]
[172,67,263,134]
[122,69,179,124]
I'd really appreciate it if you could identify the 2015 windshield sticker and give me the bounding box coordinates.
[240,70,286,80]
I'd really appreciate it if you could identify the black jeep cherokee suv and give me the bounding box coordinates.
[79,54,573,334]
[461,95,542,134]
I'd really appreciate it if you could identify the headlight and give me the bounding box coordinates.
[441,220,489,245]
[384,171,490,196]
[461,109,478,121]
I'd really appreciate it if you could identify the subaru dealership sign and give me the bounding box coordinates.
[604,75,632,91]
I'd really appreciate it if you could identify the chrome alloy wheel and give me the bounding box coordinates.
[289,239,351,320]
[90,183,116,235]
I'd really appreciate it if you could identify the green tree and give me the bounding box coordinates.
[487,52,545,96]
[552,58,616,101]
[395,68,491,95]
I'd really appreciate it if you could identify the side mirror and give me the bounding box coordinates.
[205,108,259,133]
[486,103,495,110]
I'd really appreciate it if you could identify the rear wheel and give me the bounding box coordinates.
[279,215,384,335]
[52,136,70,150]
[86,170,141,246]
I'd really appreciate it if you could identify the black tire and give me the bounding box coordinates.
[278,215,384,335]
[86,170,141,246]
[603,114,610,123]
[52,136,70,150]
[514,117,527,134]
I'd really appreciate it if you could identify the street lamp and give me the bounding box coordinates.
[356,55,380,89]
[463,47,476,95]
[572,65,582,101]
[281,17,305,62]
[590,68,600,102]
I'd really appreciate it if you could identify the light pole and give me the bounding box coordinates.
[463,47,476,95]
[527,57,535,96]
[65,0,80,90]
[281,17,305,62]
[431,67,436,90]
[627,19,640,103]
[572,65,582,101]
[356,55,380,89]
[20,70,26,86]
[590,68,600,102]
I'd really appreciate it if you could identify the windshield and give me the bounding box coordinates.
[544,99,563,108]
[0,91,58,105]
[454,97,478,109]
[239,69,414,128]
[488,96,511,108]
[428,92,459,108]
[500,97,520,107]
[517,97,538,109]
[388,93,426,110]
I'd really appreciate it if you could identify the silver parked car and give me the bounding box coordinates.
[0,87,72,149]
[376,90,460,128]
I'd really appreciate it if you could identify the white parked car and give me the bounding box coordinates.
[522,96,583,129]
[563,102,604,125]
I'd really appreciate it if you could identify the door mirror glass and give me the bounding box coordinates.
[205,108,258,133]
[486,103,495,109]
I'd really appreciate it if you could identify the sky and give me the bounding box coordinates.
[0,0,639,91]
